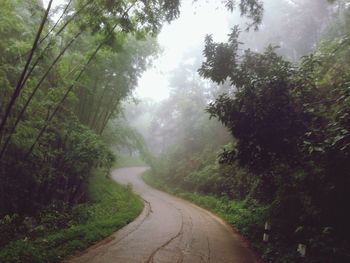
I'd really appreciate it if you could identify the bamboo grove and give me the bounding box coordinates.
[0,0,179,220]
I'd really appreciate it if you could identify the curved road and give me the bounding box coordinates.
[68,167,259,263]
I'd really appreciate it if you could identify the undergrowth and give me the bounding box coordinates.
[0,169,143,263]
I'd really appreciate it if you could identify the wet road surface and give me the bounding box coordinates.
[67,167,259,263]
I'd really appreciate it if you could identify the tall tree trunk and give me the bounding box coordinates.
[0,0,53,138]
[25,21,121,156]
[0,31,82,160]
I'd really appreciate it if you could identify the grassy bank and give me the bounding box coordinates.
[0,169,143,263]
[142,171,269,259]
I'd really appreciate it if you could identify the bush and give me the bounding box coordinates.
[0,214,19,247]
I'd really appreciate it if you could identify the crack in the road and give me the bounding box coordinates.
[206,235,211,263]
[183,213,194,253]
[145,198,185,263]
[195,207,212,263]
[142,197,153,213]
[149,193,211,263]
[145,219,184,263]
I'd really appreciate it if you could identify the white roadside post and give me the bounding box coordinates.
[297,243,307,257]
[263,221,271,242]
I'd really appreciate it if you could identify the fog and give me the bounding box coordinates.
[1,1,349,262]
[136,0,232,101]
[125,0,339,156]
[135,0,335,102]
[43,0,349,207]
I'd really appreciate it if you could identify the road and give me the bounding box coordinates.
[67,167,259,263]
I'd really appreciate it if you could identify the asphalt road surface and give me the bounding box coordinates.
[67,167,259,263]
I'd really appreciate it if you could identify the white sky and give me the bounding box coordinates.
[136,0,232,101]
[44,0,234,102]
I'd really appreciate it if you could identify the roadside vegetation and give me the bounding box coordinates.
[1,0,349,262]
[0,168,143,263]
[0,0,176,262]
[136,1,350,262]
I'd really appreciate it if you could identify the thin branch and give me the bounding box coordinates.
[99,99,120,135]
[0,31,82,160]
[39,0,74,45]
[26,24,119,157]
[26,0,138,156]
[15,0,92,63]
[19,0,96,94]
[0,0,53,138]
[55,0,94,36]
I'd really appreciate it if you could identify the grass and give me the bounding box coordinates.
[0,169,143,263]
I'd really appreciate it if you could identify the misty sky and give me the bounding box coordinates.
[44,0,234,101]
[136,0,232,101]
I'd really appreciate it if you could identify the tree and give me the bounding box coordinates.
[0,0,179,216]
[198,6,350,260]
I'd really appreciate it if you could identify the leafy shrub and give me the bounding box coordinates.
[0,214,19,247]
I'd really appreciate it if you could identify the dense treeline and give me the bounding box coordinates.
[0,0,179,251]
[143,1,350,262]
[0,2,262,254]
[2,0,349,262]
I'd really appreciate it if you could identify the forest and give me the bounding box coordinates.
[1,0,350,262]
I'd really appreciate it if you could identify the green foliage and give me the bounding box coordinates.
[0,214,19,247]
[205,46,307,174]
[0,0,162,220]
[0,120,115,216]
[1,0,349,262]
[223,0,263,30]
[197,9,350,262]
[0,2,164,261]
[144,4,350,262]
[74,36,159,135]
[0,169,143,263]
